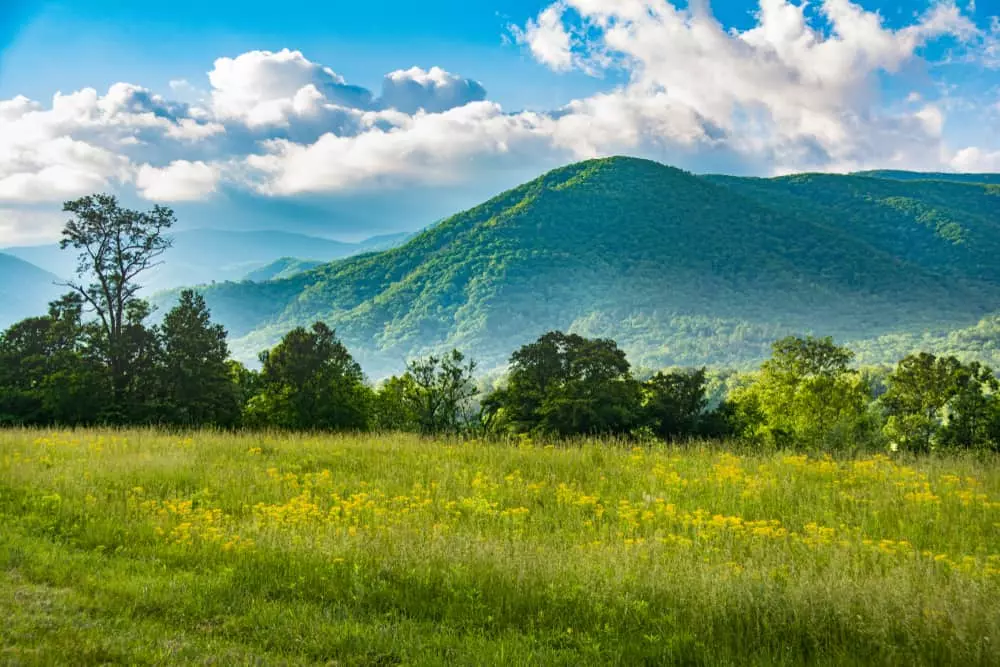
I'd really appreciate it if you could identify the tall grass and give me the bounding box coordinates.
[1,428,999,665]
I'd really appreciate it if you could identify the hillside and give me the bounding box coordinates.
[856,170,1000,185]
[243,258,325,282]
[0,253,63,329]
[179,157,1000,374]
[705,173,1000,283]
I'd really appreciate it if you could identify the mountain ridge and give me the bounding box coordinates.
[0,253,63,330]
[172,157,1000,374]
[3,229,415,295]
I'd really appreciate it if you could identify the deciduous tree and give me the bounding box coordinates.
[484,331,641,436]
[245,323,371,431]
[59,194,174,406]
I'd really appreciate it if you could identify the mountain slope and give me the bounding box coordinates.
[0,253,63,329]
[183,157,1000,373]
[855,170,1000,185]
[705,173,1000,283]
[244,258,325,282]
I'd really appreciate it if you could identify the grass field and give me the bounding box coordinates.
[1,430,999,665]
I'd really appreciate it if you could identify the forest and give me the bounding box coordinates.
[2,193,999,454]
[165,157,1000,374]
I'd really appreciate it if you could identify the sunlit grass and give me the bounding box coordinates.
[2,429,999,665]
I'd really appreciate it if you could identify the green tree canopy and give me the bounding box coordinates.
[245,322,372,431]
[0,294,108,425]
[882,353,1000,452]
[484,331,641,437]
[59,194,173,408]
[642,368,711,441]
[731,336,874,451]
[160,290,241,427]
[376,350,478,434]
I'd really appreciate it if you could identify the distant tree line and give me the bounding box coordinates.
[1,197,999,453]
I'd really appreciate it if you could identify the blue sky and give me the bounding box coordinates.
[0,0,997,244]
[7,0,988,106]
[0,0,609,110]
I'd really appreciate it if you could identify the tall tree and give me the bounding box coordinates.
[732,336,873,451]
[882,353,999,452]
[484,331,640,437]
[59,194,174,404]
[373,375,420,432]
[642,368,710,441]
[881,353,961,453]
[943,361,999,450]
[402,350,478,434]
[116,300,164,423]
[160,290,240,427]
[245,322,372,431]
[0,294,108,425]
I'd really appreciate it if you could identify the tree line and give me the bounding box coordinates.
[1,196,998,453]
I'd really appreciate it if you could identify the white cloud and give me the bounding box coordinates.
[0,1,997,245]
[379,67,487,114]
[0,207,65,246]
[208,48,373,127]
[136,160,221,201]
[915,105,945,137]
[951,146,1000,171]
[984,16,1000,69]
[245,102,561,195]
[0,135,130,203]
[510,3,575,71]
[503,0,985,171]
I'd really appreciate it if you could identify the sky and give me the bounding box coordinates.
[0,0,998,245]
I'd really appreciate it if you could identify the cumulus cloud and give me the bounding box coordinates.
[0,135,130,204]
[510,3,575,71]
[0,2,997,245]
[208,48,373,126]
[136,160,221,201]
[0,207,65,246]
[379,67,487,114]
[245,102,562,195]
[951,146,1000,171]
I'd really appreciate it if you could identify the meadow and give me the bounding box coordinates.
[1,430,999,665]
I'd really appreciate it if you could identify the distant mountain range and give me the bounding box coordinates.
[0,253,63,330]
[160,157,999,375]
[2,229,414,296]
[242,258,327,283]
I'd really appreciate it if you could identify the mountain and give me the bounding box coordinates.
[173,157,1000,375]
[703,172,1000,284]
[2,229,416,296]
[0,253,63,330]
[854,170,1000,185]
[243,258,326,282]
[355,231,416,253]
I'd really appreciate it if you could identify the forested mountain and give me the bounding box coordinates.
[176,157,1000,374]
[855,170,1000,185]
[705,172,1000,282]
[2,229,413,294]
[0,253,62,329]
[243,258,326,282]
